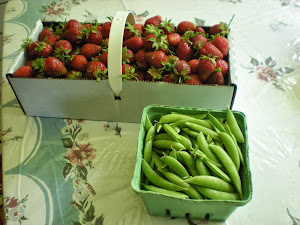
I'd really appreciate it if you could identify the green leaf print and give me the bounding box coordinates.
[83,203,95,222]
[76,165,88,180]
[63,163,72,178]
[62,137,74,148]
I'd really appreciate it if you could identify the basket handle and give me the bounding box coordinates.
[108,11,135,98]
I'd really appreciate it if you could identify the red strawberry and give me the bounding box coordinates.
[66,70,83,79]
[55,40,72,51]
[177,21,196,34]
[195,26,206,34]
[159,19,175,35]
[162,73,175,83]
[53,40,72,62]
[99,51,108,66]
[86,61,107,80]
[80,43,101,60]
[46,34,61,46]
[26,41,39,59]
[176,41,193,61]
[188,59,200,74]
[200,42,223,59]
[65,19,84,31]
[205,71,225,85]
[145,66,163,81]
[44,57,67,77]
[197,56,217,82]
[144,15,162,27]
[184,74,202,85]
[121,64,141,81]
[35,42,53,58]
[211,35,229,57]
[123,36,144,53]
[101,21,111,39]
[123,23,143,40]
[122,47,134,64]
[70,55,88,72]
[191,34,207,49]
[135,69,145,81]
[216,59,229,76]
[85,29,103,45]
[209,23,229,36]
[134,49,149,69]
[145,51,167,69]
[174,60,191,76]
[63,28,81,44]
[13,66,34,78]
[144,34,157,51]
[167,33,181,48]
[39,27,54,41]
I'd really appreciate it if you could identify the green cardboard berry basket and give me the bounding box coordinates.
[131,104,252,221]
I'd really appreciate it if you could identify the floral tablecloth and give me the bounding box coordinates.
[1,0,300,224]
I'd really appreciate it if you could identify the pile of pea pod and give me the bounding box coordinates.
[141,106,246,201]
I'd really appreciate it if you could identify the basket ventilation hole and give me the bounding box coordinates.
[114,95,121,100]
[205,213,210,220]
[166,209,170,217]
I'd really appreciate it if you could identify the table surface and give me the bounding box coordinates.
[1,0,300,224]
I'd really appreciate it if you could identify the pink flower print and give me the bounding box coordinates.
[255,66,276,82]
[67,143,96,167]
[6,197,18,208]
[44,3,65,16]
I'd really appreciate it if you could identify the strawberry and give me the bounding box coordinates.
[216,59,229,76]
[81,23,103,45]
[22,39,38,59]
[176,41,193,61]
[145,66,164,81]
[143,24,162,37]
[195,26,206,34]
[123,36,144,53]
[99,51,108,66]
[144,15,162,27]
[144,34,168,53]
[188,59,200,74]
[205,71,225,85]
[13,66,34,78]
[200,42,223,59]
[45,34,61,46]
[145,51,167,69]
[135,69,145,81]
[209,23,229,36]
[159,19,175,35]
[101,21,112,39]
[53,40,72,62]
[211,35,229,57]
[66,70,83,79]
[134,49,149,69]
[123,22,143,40]
[80,43,101,60]
[86,61,107,80]
[162,73,176,83]
[167,33,181,48]
[177,21,196,35]
[70,55,88,72]
[44,57,67,77]
[191,34,207,49]
[122,47,134,64]
[174,60,191,76]
[121,64,141,81]
[184,74,202,85]
[65,19,84,31]
[39,27,54,41]
[197,56,217,82]
[161,55,179,72]
[63,28,82,44]
[55,40,72,51]
[31,57,46,75]
[35,41,53,58]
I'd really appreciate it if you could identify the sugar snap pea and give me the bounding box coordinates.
[181,127,199,138]
[184,175,235,193]
[160,155,190,178]
[142,183,190,199]
[145,124,157,143]
[170,112,207,120]
[209,144,243,199]
[195,186,240,200]
[195,158,211,176]
[170,118,213,130]
[152,151,168,172]
[154,133,173,141]
[207,113,226,132]
[143,140,153,164]
[159,113,196,124]
[202,158,232,183]
[226,106,245,144]
[186,122,221,142]
[141,159,186,191]
[178,134,193,150]
[218,132,240,171]
[163,123,182,142]
[152,140,186,151]
[197,132,220,164]
[145,115,153,132]
[179,151,199,177]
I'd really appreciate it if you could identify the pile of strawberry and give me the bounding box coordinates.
[12,15,231,85]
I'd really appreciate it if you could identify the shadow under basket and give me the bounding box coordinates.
[131,104,252,221]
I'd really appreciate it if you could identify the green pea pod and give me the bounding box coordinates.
[179,151,199,177]
[195,186,240,200]
[202,158,232,183]
[197,132,220,164]
[160,155,190,178]
[184,175,235,193]
[226,106,245,144]
[207,113,226,132]
[152,151,168,172]
[163,123,182,142]
[178,134,193,151]
[169,149,177,159]
[185,122,221,142]
[141,159,186,191]
[218,132,240,171]
[171,118,213,130]
[159,113,196,124]
[152,140,186,151]
[145,124,157,143]
[142,183,189,199]
[143,140,153,164]
[145,115,153,132]
[170,112,207,120]
[154,133,173,141]
[171,124,181,133]
[195,158,211,176]
[181,127,199,138]
[209,144,243,199]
